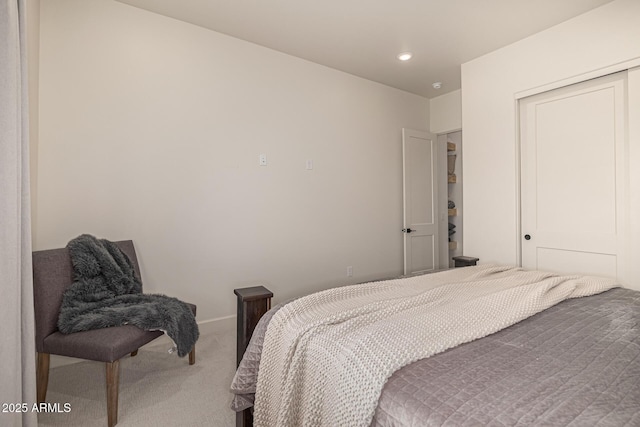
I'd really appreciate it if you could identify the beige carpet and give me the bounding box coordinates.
[38,328,237,426]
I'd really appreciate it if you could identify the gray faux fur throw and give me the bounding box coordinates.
[57,234,199,357]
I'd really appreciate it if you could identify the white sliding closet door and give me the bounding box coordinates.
[520,72,627,279]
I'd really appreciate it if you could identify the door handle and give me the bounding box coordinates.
[402,228,414,233]
[524,234,531,240]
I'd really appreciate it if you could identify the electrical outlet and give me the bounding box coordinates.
[347,266,353,277]
[259,154,267,166]
[306,159,313,170]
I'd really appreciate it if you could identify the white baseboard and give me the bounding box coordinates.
[49,315,237,368]
[196,314,236,335]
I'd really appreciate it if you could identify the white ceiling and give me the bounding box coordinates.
[115,0,615,98]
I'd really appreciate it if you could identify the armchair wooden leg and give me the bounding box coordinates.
[106,360,120,427]
[189,346,195,365]
[36,352,50,404]
[130,350,138,357]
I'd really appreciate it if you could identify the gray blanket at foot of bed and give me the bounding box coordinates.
[372,287,640,426]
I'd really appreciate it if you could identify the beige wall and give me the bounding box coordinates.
[37,0,429,322]
[430,89,461,135]
[461,0,640,287]
[27,0,39,244]
[628,67,640,289]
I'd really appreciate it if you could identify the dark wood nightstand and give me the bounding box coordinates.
[452,256,479,268]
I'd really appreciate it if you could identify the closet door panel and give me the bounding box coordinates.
[520,72,627,279]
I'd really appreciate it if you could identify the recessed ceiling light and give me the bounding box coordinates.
[432,82,442,89]
[397,52,413,61]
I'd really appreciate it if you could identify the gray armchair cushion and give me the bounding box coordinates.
[42,302,196,362]
[43,327,164,362]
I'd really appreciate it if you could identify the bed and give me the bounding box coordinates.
[230,265,640,426]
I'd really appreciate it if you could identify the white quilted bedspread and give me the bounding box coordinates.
[253,265,618,427]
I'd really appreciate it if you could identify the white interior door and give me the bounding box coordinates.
[402,128,441,275]
[520,72,627,278]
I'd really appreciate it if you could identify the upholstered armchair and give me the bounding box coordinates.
[32,240,196,427]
